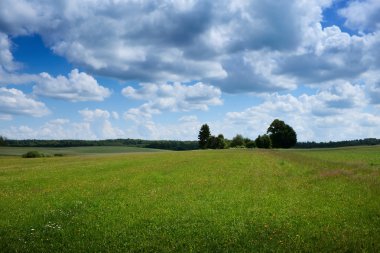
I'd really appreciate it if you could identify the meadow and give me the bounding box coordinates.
[1,146,379,252]
[0,146,165,156]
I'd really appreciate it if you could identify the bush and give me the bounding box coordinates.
[22,151,44,158]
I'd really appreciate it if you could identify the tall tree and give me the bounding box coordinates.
[267,119,297,148]
[198,124,211,149]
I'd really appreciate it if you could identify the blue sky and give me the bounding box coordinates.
[1,0,380,141]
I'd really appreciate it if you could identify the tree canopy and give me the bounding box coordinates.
[230,134,245,148]
[255,134,271,149]
[267,119,297,148]
[198,124,211,149]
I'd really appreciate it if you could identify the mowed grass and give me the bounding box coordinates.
[1,147,379,252]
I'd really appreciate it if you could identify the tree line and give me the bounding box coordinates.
[1,119,379,150]
[295,138,380,148]
[0,138,198,151]
[198,119,297,149]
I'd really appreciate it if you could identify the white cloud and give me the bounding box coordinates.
[179,115,198,123]
[1,0,378,95]
[0,33,40,85]
[14,120,97,140]
[123,82,222,125]
[339,0,380,32]
[223,82,378,142]
[1,0,363,94]
[1,125,36,139]
[124,104,161,123]
[0,32,18,72]
[211,50,298,93]
[79,108,110,121]
[0,87,49,119]
[79,108,124,139]
[123,82,222,112]
[33,69,111,102]
[1,113,125,140]
[276,25,371,85]
[123,114,201,140]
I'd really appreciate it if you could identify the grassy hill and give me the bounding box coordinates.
[1,147,379,252]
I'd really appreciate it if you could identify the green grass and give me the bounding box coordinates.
[1,147,379,252]
[0,146,165,156]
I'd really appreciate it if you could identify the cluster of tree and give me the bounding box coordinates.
[254,134,271,149]
[2,138,198,151]
[295,138,380,149]
[227,134,256,148]
[198,119,297,149]
[266,119,297,148]
[198,125,226,149]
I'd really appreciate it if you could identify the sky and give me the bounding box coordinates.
[0,0,380,142]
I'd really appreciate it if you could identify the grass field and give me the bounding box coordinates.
[1,147,379,252]
[0,146,165,156]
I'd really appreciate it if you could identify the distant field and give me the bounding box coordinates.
[1,147,379,252]
[0,146,165,156]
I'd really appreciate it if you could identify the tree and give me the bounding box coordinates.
[267,119,297,148]
[0,136,6,146]
[215,134,226,149]
[207,134,226,149]
[230,134,245,148]
[198,124,211,149]
[255,134,271,149]
[245,140,256,148]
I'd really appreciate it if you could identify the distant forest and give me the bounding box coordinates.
[2,137,380,150]
[294,138,380,149]
[4,138,199,151]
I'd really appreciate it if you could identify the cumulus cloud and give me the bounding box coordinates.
[339,0,380,32]
[224,82,376,141]
[211,51,297,93]
[0,32,18,72]
[123,114,201,140]
[33,69,111,102]
[79,108,111,121]
[0,87,49,119]
[79,108,124,139]
[3,0,371,93]
[123,82,222,111]
[361,70,380,105]
[123,82,222,122]
[276,26,369,85]
[1,111,125,140]
[1,121,96,140]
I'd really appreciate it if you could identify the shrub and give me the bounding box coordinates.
[22,151,44,158]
